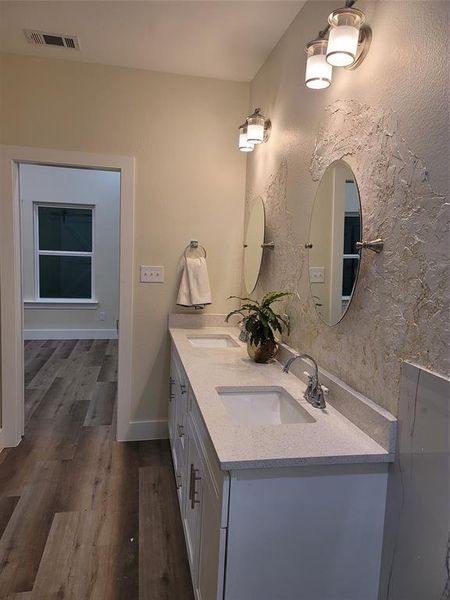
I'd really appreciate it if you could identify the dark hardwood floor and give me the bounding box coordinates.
[0,339,194,600]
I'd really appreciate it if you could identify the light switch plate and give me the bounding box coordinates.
[140,265,164,283]
[309,266,325,283]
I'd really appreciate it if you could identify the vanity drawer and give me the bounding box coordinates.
[189,387,229,528]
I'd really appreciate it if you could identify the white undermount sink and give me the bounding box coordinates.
[216,386,316,426]
[187,334,239,348]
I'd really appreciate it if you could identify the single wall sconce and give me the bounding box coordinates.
[326,7,365,67]
[238,108,271,152]
[304,0,371,90]
[305,39,332,89]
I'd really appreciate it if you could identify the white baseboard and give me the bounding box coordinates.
[117,419,168,442]
[24,329,118,340]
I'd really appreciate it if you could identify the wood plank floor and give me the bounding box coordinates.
[0,339,194,600]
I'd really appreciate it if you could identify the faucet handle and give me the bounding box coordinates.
[303,371,316,386]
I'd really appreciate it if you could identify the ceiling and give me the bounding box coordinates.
[0,1,305,82]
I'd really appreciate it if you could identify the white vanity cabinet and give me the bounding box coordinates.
[169,345,389,600]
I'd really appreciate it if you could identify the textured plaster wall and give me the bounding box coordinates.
[246,0,449,415]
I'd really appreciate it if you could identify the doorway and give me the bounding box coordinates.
[0,146,135,449]
[20,164,120,435]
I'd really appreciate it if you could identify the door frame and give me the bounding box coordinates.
[0,145,135,448]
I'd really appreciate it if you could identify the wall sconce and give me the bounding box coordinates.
[326,7,365,67]
[238,108,271,152]
[305,39,332,89]
[304,0,371,90]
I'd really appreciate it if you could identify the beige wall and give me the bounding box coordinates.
[245,0,449,415]
[0,53,248,422]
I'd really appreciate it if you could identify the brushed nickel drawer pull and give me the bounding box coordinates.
[190,468,201,509]
[189,463,194,501]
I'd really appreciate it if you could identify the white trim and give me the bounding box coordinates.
[24,328,118,340]
[0,145,135,446]
[117,419,168,442]
[24,299,99,309]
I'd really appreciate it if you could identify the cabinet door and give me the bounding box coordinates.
[170,349,190,514]
[185,415,227,600]
[183,423,204,593]
[198,472,227,600]
[173,372,188,496]
[168,351,178,444]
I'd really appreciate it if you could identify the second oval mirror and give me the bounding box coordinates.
[307,160,362,326]
[244,198,265,293]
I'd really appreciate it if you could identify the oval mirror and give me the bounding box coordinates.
[244,198,265,293]
[307,160,362,326]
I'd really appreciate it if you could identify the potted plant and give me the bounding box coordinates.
[226,291,291,363]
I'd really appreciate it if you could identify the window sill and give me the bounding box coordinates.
[24,300,99,310]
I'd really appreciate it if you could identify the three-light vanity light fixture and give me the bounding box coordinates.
[305,0,371,90]
[238,108,271,152]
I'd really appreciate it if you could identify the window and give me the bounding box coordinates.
[34,204,94,300]
[342,213,361,297]
[342,179,361,299]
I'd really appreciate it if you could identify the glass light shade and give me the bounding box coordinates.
[246,110,265,144]
[326,8,365,67]
[305,39,332,89]
[239,123,254,152]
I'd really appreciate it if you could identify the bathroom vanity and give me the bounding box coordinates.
[168,316,397,600]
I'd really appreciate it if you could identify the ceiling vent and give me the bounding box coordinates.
[23,29,80,50]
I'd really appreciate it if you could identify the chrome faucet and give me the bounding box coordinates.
[282,353,326,409]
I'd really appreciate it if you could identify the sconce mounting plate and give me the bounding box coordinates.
[263,119,272,142]
[345,24,372,70]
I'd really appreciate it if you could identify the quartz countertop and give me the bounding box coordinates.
[169,325,394,470]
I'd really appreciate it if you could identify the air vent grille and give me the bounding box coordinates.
[23,29,80,50]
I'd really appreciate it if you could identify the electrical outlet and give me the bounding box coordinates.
[140,265,165,283]
[99,311,106,322]
[309,266,325,283]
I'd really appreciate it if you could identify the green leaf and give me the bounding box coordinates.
[224,309,246,322]
[261,291,292,307]
[228,295,260,306]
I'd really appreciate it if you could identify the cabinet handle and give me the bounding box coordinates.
[177,423,184,438]
[175,474,182,489]
[189,463,194,501]
[189,464,201,509]
[169,377,175,401]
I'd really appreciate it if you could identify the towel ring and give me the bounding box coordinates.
[184,239,207,259]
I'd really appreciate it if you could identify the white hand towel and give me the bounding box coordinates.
[177,256,212,308]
